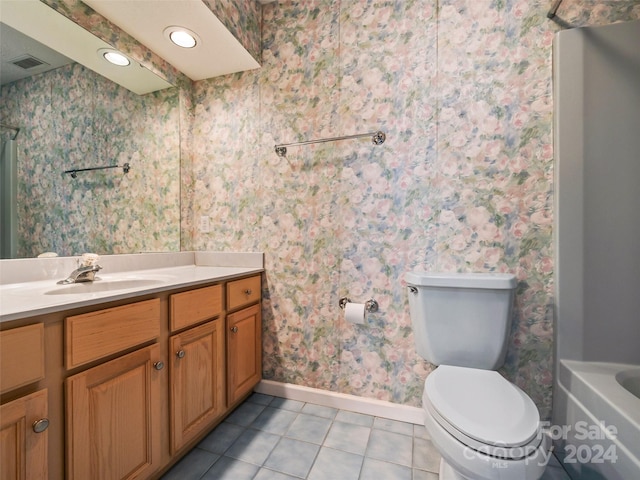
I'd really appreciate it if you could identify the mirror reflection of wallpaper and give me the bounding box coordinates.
[0,63,180,258]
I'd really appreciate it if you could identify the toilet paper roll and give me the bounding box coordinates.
[345,302,366,325]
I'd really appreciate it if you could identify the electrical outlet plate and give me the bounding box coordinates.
[199,215,210,233]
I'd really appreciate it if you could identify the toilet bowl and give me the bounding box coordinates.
[406,272,550,480]
[422,365,550,480]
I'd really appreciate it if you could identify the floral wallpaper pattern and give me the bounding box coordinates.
[0,63,181,258]
[186,0,640,420]
[203,0,262,62]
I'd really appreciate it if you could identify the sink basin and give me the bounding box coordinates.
[43,278,164,295]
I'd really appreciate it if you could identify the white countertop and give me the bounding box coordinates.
[0,252,263,323]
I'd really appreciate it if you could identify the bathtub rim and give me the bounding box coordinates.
[552,359,640,479]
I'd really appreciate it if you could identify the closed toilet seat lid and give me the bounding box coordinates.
[425,365,540,448]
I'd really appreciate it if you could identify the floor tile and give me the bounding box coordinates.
[198,422,245,455]
[413,437,441,473]
[225,401,267,427]
[300,403,338,419]
[323,421,371,455]
[413,424,430,440]
[161,448,219,480]
[160,395,578,480]
[307,447,363,480]
[254,468,301,480]
[412,468,439,480]
[264,437,320,478]
[200,456,260,480]
[374,417,415,436]
[285,413,332,444]
[225,429,280,465]
[335,410,375,427]
[252,406,298,435]
[269,397,305,412]
[366,428,413,466]
[360,457,412,480]
[248,393,275,406]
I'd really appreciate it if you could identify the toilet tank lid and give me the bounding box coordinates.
[406,271,516,289]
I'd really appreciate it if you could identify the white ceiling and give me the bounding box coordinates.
[1,0,172,94]
[82,0,260,81]
[0,23,72,85]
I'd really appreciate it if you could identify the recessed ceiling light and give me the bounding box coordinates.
[164,26,199,48]
[97,48,130,66]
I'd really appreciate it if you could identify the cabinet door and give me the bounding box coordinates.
[169,320,224,453]
[0,389,48,480]
[227,304,262,405]
[66,344,162,480]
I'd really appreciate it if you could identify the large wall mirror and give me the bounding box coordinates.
[0,1,181,259]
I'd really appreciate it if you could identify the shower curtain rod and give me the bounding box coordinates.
[274,130,386,157]
[0,123,20,140]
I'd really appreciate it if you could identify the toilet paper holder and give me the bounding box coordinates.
[338,297,379,313]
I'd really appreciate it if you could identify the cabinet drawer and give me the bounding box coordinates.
[227,275,261,311]
[65,298,160,369]
[0,323,45,394]
[170,284,222,332]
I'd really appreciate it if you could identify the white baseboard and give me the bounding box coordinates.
[255,380,425,425]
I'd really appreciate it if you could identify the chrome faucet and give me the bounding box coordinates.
[57,264,102,285]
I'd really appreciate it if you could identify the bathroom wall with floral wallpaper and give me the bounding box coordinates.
[0,63,180,258]
[184,0,640,420]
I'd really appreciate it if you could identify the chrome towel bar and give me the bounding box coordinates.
[275,130,386,157]
[64,163,130,179]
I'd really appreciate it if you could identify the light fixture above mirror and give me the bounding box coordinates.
[83,0,260,81]
[164,26,199,49]
[1,0,172,95]
[98,48,131,67]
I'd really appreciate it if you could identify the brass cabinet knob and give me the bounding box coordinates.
[32,418,49,433]
[230,326,239,333]
[176,350,185,359]
[244,289,252,295]
[153,361,164,371]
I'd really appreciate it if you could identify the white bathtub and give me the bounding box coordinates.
[553,360,640,480]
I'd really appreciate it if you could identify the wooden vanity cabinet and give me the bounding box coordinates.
[169,285,225,453]
[169,320,224,453]
[0,271,263,480]
[0,323,48,480]
[0,323,45,395]
[64,299,163,480]
[0,389,48,480]
[226,276,262,406]
[66,344,163,480]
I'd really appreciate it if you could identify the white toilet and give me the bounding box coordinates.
[406,271,551,480]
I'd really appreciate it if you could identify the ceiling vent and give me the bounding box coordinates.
[11,55,49,70]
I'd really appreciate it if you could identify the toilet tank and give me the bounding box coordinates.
[406,272,517,370]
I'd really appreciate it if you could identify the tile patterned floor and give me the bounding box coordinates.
[161,393,571,480]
